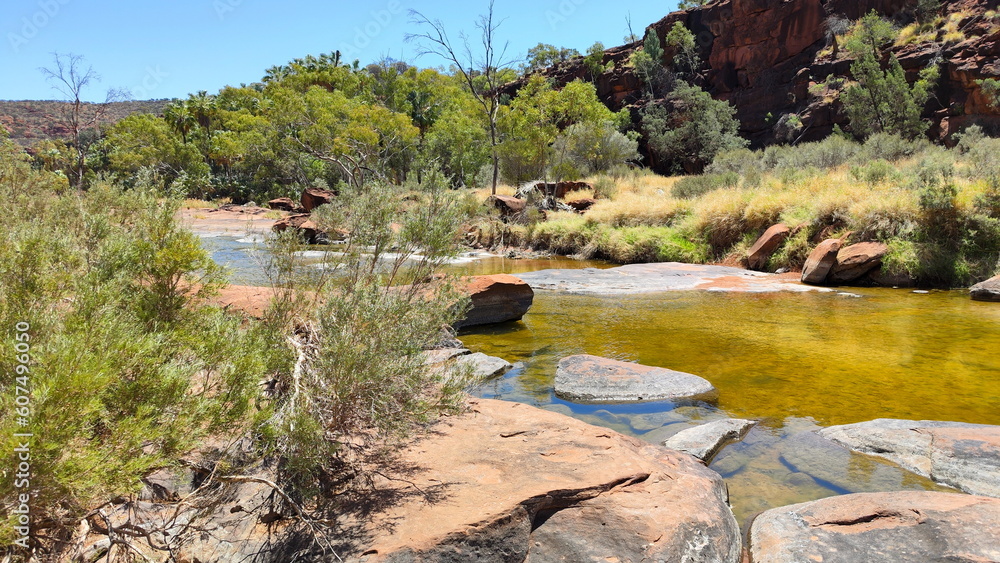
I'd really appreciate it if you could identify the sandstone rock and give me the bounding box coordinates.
[454,274,534,328]
[421,347,471,366]
[272,213,328,244]
[266,197,301,212]
[300,186,335,212]
[747,224,790,271]
[828,242,889,284]
[423,348,513,378]
[567,197,597,213]
[486,194,526,220]
[454,352,513,378]
[516,262,835,295]
[663,418,755,463]
[971,274,1000,302]
[818,419,1000,498]
[555,354,716,404]
[801,238,842,284]
[64,400,743,562]
[372,399,741,562]
[749,491,1000,563]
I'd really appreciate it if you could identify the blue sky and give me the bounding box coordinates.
[1,0,680,102]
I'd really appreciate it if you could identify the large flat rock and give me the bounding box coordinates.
[515,262,833,295]
[749,491,1000,563]
[555,354,717,404]
[818,419,1000,498]
[364,399,741,561]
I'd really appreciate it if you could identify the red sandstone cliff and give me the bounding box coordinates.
[502,0,1000,148]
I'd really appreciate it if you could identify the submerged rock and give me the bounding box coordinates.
[801,238,841,284]
[555,354,716,404]
[455,274,534,328]
[746,224,790,271]
[779,430,953,496]
[818,419,1000,498]
[749,491,1000,563]
[971,274,1000,302]
[663,418,755,463]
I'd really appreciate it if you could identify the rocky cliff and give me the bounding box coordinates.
[502,0,1000,148]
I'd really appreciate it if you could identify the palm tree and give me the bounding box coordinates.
[163,101,196,144]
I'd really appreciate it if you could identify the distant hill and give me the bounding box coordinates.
[0,99,171,148]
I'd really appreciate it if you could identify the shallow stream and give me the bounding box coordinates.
[205,234,1000,527]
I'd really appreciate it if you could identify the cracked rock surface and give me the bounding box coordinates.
[749,491,1000,563]
[362,398,741,562]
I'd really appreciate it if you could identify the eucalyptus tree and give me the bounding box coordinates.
[39,53,126,189]
[408,0,516,194]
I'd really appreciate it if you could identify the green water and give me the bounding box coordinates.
[460,287,1000,525]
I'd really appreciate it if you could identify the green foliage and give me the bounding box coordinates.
[858,132,933,162]
[498,76,627,183]
[850,159,902,185]
[979,78,1000,109]
[260,181,481,492]
[98,114,209,190]
[0,176,280,542]
[841,12,937,140]
[583,42,611,78]
[672,172,739,199]
[632,29,673,98]
[550,121,640,180]
[843,11,898,60]
[664,22,700,79]
[914,0,941,23]
[523,43,580,73]
[642,83,747,173]
[679,0,710,9]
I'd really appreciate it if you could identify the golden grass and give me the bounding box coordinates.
[472,184,517,200]
[182,198,220,209]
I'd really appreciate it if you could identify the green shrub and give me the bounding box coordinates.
[859,132,933,162]
[263,181,483,494]
[850,159,901,185]
[0,180,280,545]
[672,172,739,199]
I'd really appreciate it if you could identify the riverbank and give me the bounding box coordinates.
[472,136,1000,289]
